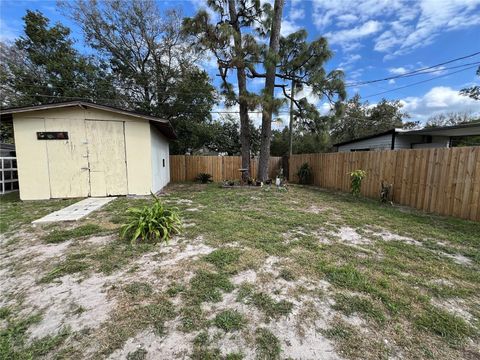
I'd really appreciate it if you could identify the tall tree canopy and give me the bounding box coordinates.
[0,10,116,107]
[460,66,480,101]
[59,0,217,154]
[184,0,345,179]
[331,95,410,144]
[183,0,266,179]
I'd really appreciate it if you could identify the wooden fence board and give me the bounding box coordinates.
[170,155,282,183]
[288,147,480,221]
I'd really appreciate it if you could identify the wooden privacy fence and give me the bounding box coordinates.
[289,147,480,221]
[170,155,282,182]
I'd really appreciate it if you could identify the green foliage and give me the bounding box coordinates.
[43,223,105,243]
[120,194,181,245]
[350,170,366,196]
[331,95,410,144]
[297,162,312,184]
[255,328,281,360]
[460,66,480,100]
[213,310,245,332]
[1,10,116,107]
[195,173,213,184]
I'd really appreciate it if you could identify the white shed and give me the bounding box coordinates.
[0,101,176,200]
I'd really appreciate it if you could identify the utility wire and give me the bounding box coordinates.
[345,51,480,87]
[362,65,479,99]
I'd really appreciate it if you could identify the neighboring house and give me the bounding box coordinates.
[333,122,480,152]
[0,101,176,200]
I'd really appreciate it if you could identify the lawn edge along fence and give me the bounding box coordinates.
[289,147,480,222]
[170,155,282,183]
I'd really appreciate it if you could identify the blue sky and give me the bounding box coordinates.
[1,0,480,125]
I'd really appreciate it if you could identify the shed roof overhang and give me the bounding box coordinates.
[0,100,177,140]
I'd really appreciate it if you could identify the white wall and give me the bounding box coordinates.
[150,124,170,193]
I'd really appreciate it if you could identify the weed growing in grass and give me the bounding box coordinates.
[43,223,105,243]
[184,271,234,305]
[332,293,386,324]
[255,328,281,360]
[124,282,153,299]
[204,248,241,272]
[415,306,474,345]
[213,310,245,332]
[237,284,293,320]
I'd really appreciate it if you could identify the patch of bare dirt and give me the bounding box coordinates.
[27,273,117,340]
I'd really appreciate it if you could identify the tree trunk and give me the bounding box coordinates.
[228,0,250,182]
[288,79,295,156]
[257,0,285,181]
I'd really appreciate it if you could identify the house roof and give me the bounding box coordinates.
[0,100,177,139]
[333,122,480,147]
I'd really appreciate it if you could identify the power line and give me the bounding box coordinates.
[362,65,479,99]
[345,51,480,87]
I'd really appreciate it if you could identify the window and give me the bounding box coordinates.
[163,159,165,167]
[37,132,69,140]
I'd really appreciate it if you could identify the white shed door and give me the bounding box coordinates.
[45,118,90,198]
[85,120,128,196]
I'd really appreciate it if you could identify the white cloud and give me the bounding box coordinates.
[339,54,362,68]
[289,7,305,21]
[281,19,301,36]
[312,0,480,57]
[325,20,382,49]
[400,86,480,123]
[389,67,409,75]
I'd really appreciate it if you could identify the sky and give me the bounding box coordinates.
[1,0,480,126]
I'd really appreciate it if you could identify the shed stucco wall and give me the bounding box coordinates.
[150,124,170,193]
[12,106,155,200]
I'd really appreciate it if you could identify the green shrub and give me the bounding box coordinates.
[297,163,312,184]
[350,169,366,196]
[195,173,213,184]
[120,194,181,245]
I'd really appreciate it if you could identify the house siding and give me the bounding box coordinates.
[337,133,393,152]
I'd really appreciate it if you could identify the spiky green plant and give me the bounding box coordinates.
[120,194,182,245]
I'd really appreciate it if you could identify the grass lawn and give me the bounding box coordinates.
[0,184,479,359]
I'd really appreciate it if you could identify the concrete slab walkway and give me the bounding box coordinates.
[32,197,117,224]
